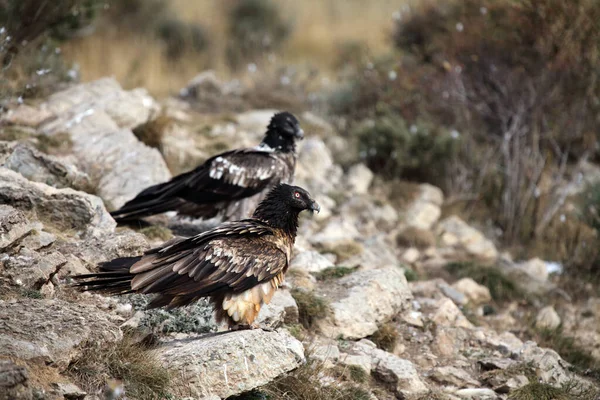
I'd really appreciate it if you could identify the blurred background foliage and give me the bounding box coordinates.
[1,0,600,279]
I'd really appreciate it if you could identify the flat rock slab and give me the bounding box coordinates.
[37,78,171,209]
[315,266,413,339]
[0,168,115,233]
[0,299,122,370]
[160,329,305,398]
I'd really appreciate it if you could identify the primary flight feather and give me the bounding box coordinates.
[73,184,319,328]
[110,111,304,223]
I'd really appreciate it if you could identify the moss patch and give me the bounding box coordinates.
[314,266,357,281]
[445,262,525,303]
[291,289,330,329]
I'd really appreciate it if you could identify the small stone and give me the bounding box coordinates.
[439,283,468,306]
[452,278,492,304]
[339,354,372,375]
[535,306,561,330]
[290,250,334,274]
[431,298,474,329]
[516,258,549,282]
[402,248,421,264]
[431,366,480,387]
[455,388,498,399]
[346,164,374,194]
[51,382,86,400]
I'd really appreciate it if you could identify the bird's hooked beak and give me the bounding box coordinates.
[295,128,305,140]
[309,200,320,214]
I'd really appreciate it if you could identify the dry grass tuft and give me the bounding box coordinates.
[291,288,330,329]
[396,227,436,249]
[314,266,357,281]
[262,358,372,400]
[132,115,174,150]
[67,332,173,400]
[369,322,399,353]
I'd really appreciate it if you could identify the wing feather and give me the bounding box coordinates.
[128,220,289,303]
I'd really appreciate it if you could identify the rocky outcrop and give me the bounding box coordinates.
[36,78,171,209]
[0,168,115,233]
[437,216,499,263]
[316,266,412,339]
[0,141,91,191]
[160,330,305,398]
[0,299,122,370]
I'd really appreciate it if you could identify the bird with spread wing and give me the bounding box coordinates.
[110,111,304,223]
[73,184,319,329]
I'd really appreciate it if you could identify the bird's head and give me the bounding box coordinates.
[253,184,320,232]
[282,184,320,214]
[262,111,304,151]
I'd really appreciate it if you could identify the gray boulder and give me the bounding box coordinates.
[316,266,413,339]
[0,168,115,234]
[159,329,305,398]
[0,298,122,371]
[37,78,171,209]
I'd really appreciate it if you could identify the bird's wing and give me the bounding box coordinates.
[178,148,290,203]
[110,148,290,221]
[128,220,289,300]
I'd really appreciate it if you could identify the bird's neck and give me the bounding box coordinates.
[253,205,299,239]
[261,131,295,153]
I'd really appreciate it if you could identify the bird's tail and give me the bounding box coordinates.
[72,256,141,295]
[110,198,183,223]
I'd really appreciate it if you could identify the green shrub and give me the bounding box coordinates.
[351,113,460,185]
[314,266,357,281]
[225,0,291,69]
[445,262,524,303]
[331,0,600,247]
[156,19,209,60]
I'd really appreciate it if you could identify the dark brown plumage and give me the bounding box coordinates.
[110,111,303,223]
[73,184,319,328]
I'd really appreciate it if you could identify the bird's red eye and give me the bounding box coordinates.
[294,192,300,198]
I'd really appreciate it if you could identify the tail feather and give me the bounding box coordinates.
[72,256,141,295]
[110,198,183,223]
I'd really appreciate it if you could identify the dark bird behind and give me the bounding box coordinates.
[73,184,319,328]
[110,111,304,223]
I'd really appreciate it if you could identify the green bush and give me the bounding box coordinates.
[351,113,460,185]
[332,0,600,247]
[226,0,291,69]
[157,19,209,60]
[0,0,103,101]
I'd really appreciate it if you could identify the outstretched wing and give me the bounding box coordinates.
[111,148,291,221]
[127,220,289,308]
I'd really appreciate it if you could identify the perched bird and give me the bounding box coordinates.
[73,184,319,329]
[110,111,304,223]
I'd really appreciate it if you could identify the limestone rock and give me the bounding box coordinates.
[0,205,40,251]
[430,366,480,387]
[256,289,299,329]
[0,360,31,400]
[401,184,444,230]
[290,250,335,274]
[452,278,492,304]
[316,266,413,339]
[437,216,498,263]
[351,340,428,398]
[0,168,115,233]
[346,163,374,194]
[431,298,474,329]
[159,329,305,398]
[455,388,498,399]
[535,306,561,330]
[515,258,549,282]
[38,78,170,209]
[0,299,122,370]
[0,141,91,191]
[295,138,343,195]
